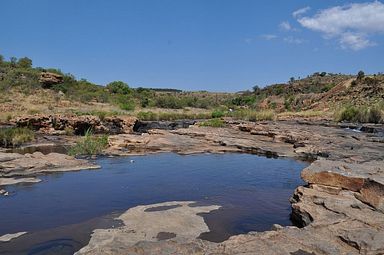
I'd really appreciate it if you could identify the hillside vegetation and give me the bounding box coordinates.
[0,55,383,123]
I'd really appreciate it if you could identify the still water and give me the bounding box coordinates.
[0,153,307,254]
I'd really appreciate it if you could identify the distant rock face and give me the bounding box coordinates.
[133,120,196,133]
[13,115,137,135]
[39,72,64,87]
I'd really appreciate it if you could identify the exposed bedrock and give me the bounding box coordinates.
[75,201,220,255]
[84,121,384,254]
[0,151,99,194]
[13,114,137,135]
[133,120,196,133]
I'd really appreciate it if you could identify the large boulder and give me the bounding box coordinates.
[39,72,63,87]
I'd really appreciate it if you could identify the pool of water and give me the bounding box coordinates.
[0,153,307,254]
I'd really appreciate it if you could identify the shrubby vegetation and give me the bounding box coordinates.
[336,105,383,124]
[68,129,109,156]
[0,127,35,147]
[1,55,382,124]
[0,55,233,111]
[198,118,225,127]
[136,111,212,121]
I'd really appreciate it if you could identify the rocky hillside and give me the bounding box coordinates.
[0,55,383,123]
[236,72,384,113]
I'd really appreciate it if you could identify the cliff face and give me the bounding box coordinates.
[13,114,137,135]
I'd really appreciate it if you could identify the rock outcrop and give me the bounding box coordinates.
[75,201,220,255]
[39,72,63,87]
[0,151,99,195]
[133,120,196,133]
[84,120,384,254]
[13,115,137,135]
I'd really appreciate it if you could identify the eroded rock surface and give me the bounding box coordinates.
[83,121,384,254]
[75,201,220,255]
[107,121,384,161]
[0,232,27,242]
[13,114,137,135]
[0,152,99,193]
[0,152,99,178]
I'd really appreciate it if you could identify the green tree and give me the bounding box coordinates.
[252,85,261,94]
[106,81,130,94]
[357,70,365,80]
[10,57,17,67]
[17,57,33,68]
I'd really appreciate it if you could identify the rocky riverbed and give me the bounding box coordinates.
[1,118,383,254]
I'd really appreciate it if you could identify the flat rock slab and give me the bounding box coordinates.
[0,232,27,242]
[0,152,99,179]
[0,177,41,186]
[75,201,220,255]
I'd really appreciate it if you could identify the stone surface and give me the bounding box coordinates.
[0,232,27,242]
[0,177,41,186]
[133,120,196,133]
[78,120,384,254]
[107,120,384,161]
[13,114,137,135]
[39,72,63,87]
[1,120,383,254]
[75,201,220,255]
[0,152,99,179]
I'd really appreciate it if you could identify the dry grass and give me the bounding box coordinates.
[0,88,126,122]
[277,110,330,120]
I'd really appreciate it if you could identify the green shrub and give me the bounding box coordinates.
[136,111,212,121]
[336,105,383,123]
[228,110,276,122]
[137,111,158,121]
[338,106,359,122]
[198,118,225,127]
[119,100,135,111]
[0,127,35,147]
[211,109,225,118]
[366,107,383,123]
[68,129,108,156]
[106,81,131,94]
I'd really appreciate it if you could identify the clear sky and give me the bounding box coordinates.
[1,0,383,92]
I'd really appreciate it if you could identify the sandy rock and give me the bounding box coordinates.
[75,201,220,255]
[0,232,27,242]
[13,114,137,135]
[0,152,99,178]
[39,72,63,87]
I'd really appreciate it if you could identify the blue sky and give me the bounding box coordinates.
[1,0,383,92]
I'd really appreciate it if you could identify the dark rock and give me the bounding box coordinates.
[133,120,196,133]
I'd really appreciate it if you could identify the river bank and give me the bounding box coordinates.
[1,118,383,254]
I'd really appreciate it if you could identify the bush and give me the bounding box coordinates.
[136,111,212,121]
[229,110,276,121]
[119,100,135,111]
[0,127,35,147]
[211,109,225,118]
[338,106,360,122]
[106,81,131,94]
[68,129,108,156]
[336,105,383,123]
[198,118,225,127]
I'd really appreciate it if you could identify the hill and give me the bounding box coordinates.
[0,55,383,123]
